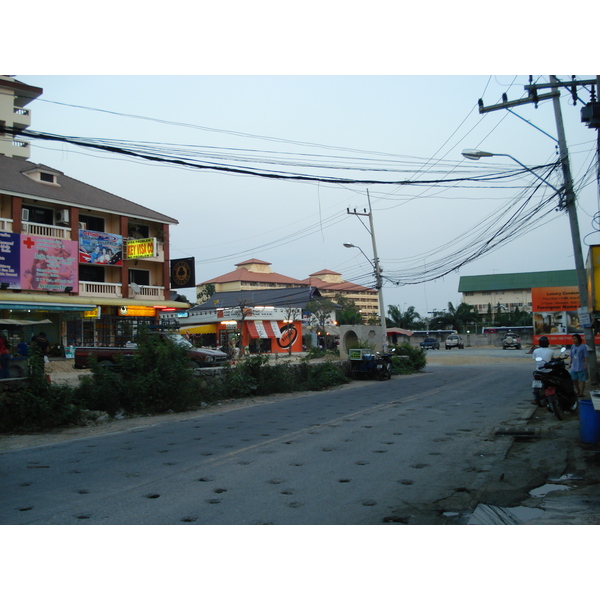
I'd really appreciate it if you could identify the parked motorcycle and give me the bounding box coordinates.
[532,348,579,420]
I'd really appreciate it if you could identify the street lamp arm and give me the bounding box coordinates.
[461,149,562,196]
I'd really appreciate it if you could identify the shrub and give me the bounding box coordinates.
[390,344,427,373]
[0,354,82,432]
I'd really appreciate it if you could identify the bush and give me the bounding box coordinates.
[390,344,427,373]
[76,330,202,416]
[0,354,83,432]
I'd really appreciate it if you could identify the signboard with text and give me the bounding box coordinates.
[79,230,123,266]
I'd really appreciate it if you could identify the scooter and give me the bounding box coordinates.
[532,349,579,420]
[374,351,393,380]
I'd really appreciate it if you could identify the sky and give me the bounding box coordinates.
[4,4,598,589]
[12,73,599,320]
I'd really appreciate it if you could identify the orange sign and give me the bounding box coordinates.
[531,286,580,312]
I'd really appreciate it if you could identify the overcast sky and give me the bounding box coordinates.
[5,2,597,592]
[5,6,597,323]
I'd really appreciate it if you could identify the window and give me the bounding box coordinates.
[81,215,105,232]
[129,269,150,286]
[22,204,53,225]
[79,264,105,282]
[39,172,55,183]
[128,223,149,239]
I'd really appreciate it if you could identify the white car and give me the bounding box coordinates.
[445,334,464,350]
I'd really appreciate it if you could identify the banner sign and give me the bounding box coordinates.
[532,286,585,345]
[170,257,195,289]
[20,235,79,292]
[531,286,580,312]
[126,238,157,260]
[79,230,123,265]
[0,232,20,288]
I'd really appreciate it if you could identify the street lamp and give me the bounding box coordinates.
[462,147,597,382]
[462,149,562,197]
[343,241,387,350]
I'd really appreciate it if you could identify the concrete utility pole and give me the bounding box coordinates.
[478,75,599,383]
[347,190,387,350]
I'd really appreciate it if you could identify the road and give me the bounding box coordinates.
[0,348,535,524]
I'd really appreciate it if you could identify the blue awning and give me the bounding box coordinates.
[0,302,96,312]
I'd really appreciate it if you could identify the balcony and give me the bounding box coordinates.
[12,107,31,127]
[0,218,13,232]
[78,282,165,301]
[22,222,71,239]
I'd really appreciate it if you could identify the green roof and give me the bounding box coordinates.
[458,270,577,293]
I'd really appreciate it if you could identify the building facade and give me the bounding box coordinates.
[0,154,187,351]
[0,76,42,160]
[199,260,380,322]
[458,270,578,314]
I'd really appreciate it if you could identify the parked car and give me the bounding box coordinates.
[502,331,521,350]
[445,334,464,350]
[420,337,440,350]
[73,332,229,369]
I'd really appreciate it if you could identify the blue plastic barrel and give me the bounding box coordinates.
[579,399,600,444]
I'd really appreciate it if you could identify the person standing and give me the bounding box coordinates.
[570,333,589,398]
[0,334,10,379]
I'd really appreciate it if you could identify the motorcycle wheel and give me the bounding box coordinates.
[547,393,564,420]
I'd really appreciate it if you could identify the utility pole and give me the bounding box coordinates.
[347,190,387,350]
[479,75,599,383]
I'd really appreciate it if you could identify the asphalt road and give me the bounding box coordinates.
[0,350,536,524]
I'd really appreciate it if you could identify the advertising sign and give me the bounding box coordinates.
[531,286,599,345]
[170,257,195,289]
[0,232,20,288]
[20,235,78,292]
[79,230,123,265]
[126,238,157,259]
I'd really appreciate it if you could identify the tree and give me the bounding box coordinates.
[334,294,364,325]
[387,305,424,330]
[306,297,336,347]
[432,302,480,333]
[196,283,216,304]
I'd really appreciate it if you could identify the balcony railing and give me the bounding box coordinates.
[0,218,13,232]
[78,282,165,300]
[80,282,123,297]
[130,285,165,299]
[22,222,71,239]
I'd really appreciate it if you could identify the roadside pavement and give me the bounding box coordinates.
[471,400,600,524]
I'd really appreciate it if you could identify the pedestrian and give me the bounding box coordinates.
[31,332,50,358]
[0,334,10,379]
[569,333,589,398]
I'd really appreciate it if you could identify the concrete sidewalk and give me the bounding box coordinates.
[471,401,600,524]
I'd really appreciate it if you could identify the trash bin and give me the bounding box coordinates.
[579,398,600,444]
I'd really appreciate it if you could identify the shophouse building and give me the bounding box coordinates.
[0,153,188,351]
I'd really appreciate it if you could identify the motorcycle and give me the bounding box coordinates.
[349,348,393,380]
[532,348,579,420]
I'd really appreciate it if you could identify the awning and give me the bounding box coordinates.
[179,324,217,334]
[0,302,96,312]
[0,318,53,327]
[246,320,282,339]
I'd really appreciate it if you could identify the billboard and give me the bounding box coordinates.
[531,286,591,345]
[19,234,78,292]
[79,230,123,265]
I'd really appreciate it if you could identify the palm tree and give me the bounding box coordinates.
[433,302,480,333]
[387,305,424,330]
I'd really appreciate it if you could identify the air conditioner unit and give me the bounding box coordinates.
[56,209,70,225]
[79,222,86,230]
[21,208,29,221]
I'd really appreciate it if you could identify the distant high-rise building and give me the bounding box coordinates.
[0,76,43,160]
